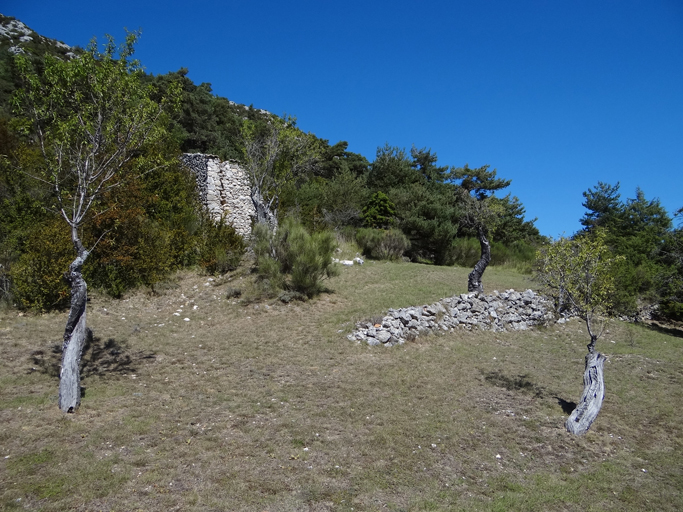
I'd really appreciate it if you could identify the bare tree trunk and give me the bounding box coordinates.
[566,335,606,435]
[251,187,278,229]
[468,227,491,293]
[58,249,89,413]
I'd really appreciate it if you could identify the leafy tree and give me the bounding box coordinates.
[452,164,511,292]
[13,32,180,412]
[535,229,622,435]
[579,182,672,314]
[391,182,461,264]
[410,145,450,183]
[241,116,322,228]
[366,145,462,264]
[143,68,263,161]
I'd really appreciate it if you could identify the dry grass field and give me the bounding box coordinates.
[1,259,681,511]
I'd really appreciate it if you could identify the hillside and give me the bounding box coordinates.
[1,261,682,510]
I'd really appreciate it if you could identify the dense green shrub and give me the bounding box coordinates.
[449,238,481,268]
[490,240,538,273]
[196,214,246,275]
[362,191,396,229]
[253,217,339,299]
[356,228,410,260]
[10,218,73,310]
[85,214,175,298]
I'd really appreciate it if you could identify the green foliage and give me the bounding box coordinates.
[367,144,419,191]
[658,212,683,320]
[578,182,673,315]
[362,191,396,228]
[451,163,511,201]
[448,237,537,272]
[252,217,339,299]
[9,218,72,310]
[280,169,368,232]
[143,68,260,160]
[490,240,538,272]
[391,182,461,265]
[242,115,323,226]
[488,194,543,245]
[317,140,369,179]
[196,214,246,276]
[448,237,482,268]
[355,228,410,261]
[8,32,189,306]
[580,181,622,230]
[535,229,622,338]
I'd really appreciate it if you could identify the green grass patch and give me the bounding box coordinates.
[0,263,681,511]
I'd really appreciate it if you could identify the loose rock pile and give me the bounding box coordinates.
[347,289,556,347]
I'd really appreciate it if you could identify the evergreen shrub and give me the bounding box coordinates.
[253,217,339,299]
[356,228,410,260]
[10,218,73,310]
[197,214,246,275]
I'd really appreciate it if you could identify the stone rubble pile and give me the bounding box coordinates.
[348,289,556,347]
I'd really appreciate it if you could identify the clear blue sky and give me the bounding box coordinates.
[6,1,682,237]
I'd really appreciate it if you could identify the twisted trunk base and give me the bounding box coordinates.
[566,349,606,435]
[59,251,88,413]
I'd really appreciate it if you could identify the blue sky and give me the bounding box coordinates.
[5,1,682,237]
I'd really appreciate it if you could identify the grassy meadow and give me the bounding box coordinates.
[0,257,681,511]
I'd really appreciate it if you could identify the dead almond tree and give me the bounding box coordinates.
[14,33,179,412]
[535,229,621,435]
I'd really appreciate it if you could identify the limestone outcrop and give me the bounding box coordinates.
[348,289,556,346]
[181,154,255,238]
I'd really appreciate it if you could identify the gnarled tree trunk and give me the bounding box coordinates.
[468,227,491,293]
[566,336,606,435]
[251,187,278,229]
[59,247,89,413]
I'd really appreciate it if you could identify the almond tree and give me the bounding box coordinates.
[13,32,180,412]
[535,229,621,435]
[241,116,321,229]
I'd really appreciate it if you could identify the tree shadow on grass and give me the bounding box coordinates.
[29,330,155,380]
[646,321,683,339]
[554,396,577,415]
[482,369,577,415]
[483,370,547,398]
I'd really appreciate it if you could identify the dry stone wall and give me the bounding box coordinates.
[181,154,255,238]
[348,289,556,347]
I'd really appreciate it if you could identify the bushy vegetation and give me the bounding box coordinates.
[252,217,339,299]
[196,213,246,276]
[355,228,410,261]
[578,182,680,318]
[1,17,679,320]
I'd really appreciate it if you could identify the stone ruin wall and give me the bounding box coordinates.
[181,154,255,238]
